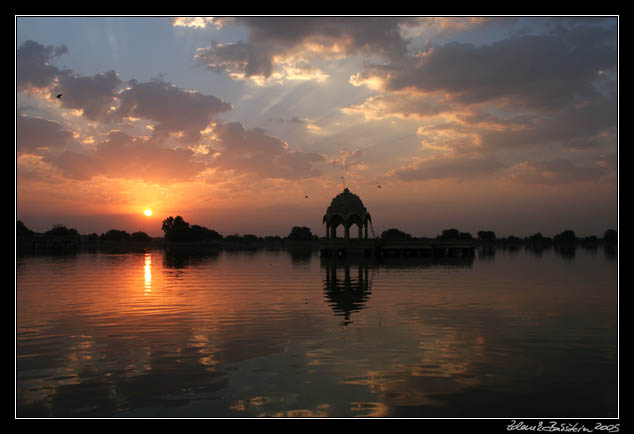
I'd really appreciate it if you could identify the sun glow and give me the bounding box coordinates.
[144,209,153,216]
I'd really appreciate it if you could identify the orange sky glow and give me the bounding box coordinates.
[16,16,618,238]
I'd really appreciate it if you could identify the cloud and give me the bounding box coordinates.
[509,158,614,185]
[346,21,618,157]
[16,114,77,153]
[47,131,205,183]
[390,155,505,182]
[330,148,367,171]
[115,78,232,143]
[49,150,100,180]
[17,40,233,141]
[194,17,416,81]
[354,22,617,111]
[51,70,122,121]
[172,17,225,29]
[209,122,325,179]
[16,40,69,91]
[477,93,618,151]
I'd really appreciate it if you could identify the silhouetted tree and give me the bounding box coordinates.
[477,230,496,241]
[45,225,79,237]
[17,220,34,237]
[162,216,222,243]
[554,230,577,245]
[224,234,243,243]
[603,229,617,244]
[101,229,131,242]
[528,232,544,242]
[131,231,152,242]
[242,234,261,243]
[190,224,223,241]
[288,226,316,241]
[162,216,192,242]
[381,228,412,240]
[438,228,460,239]
[580,235,599,249]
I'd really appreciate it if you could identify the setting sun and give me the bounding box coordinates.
[144,209,153,217]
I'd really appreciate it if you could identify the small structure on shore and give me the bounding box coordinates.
[322,188,372,240]
[320,188,476,259]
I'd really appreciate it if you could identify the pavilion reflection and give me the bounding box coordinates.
[323,260,372,326]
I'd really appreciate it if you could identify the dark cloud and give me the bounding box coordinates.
[510,158,614,185]
[195,17,416,79]
[210,121,325,179]
[478,93,617,151]
[51,70,122,121]
[358,22,617,111]
[116,79,232,143]
[17,41,232,140]
[391,155,504,182]
[16,114,77,153]
[17,40,69,91]
[195,40,271,77]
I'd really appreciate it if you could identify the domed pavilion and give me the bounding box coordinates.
[323,188,372,240]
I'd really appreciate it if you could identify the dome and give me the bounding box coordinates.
[323,188,372,240]
[324,188,369,222]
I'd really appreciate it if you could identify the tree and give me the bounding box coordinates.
[162,216,192,242]
[603,229,617,244]
[288,226,315,241]
[242,234,261,243]
[438,228,459,239]
[528,232,544,242]
[190,224,222,241]
[17,220,34,237]
[477,230,496,241]
[131,231,152,242]
[225,234,243,243]
[45,225,79,237]
[101,229,131,242]
[554,230,577,245]
[381,228,412,240]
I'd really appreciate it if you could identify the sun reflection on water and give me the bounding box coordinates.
[144,252,152,294]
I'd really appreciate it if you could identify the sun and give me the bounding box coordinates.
[144,209,153,217]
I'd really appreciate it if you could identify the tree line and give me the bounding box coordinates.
[379,226,618,245]
[161,216,318,244]
[17,218,618,247]
[17,221,153,243]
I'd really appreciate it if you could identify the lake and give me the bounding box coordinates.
[16,245,618,418]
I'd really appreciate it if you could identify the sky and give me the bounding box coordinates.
[15,16,618,238]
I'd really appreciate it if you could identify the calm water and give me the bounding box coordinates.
[16,246,618,418]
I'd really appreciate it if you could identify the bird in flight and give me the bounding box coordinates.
[56,94,63,99]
